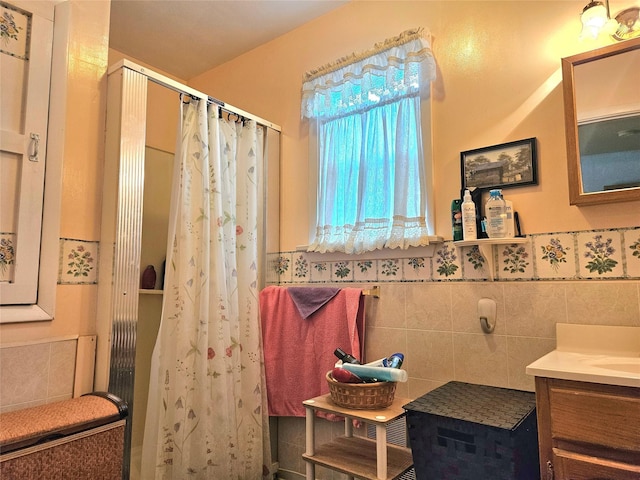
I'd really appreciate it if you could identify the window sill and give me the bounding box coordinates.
[296,236,444,261]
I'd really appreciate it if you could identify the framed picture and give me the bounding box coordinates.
[461,137,538,191]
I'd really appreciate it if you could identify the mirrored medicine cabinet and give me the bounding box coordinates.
[562,36,640,206]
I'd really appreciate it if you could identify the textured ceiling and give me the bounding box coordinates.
[109,0,348,80]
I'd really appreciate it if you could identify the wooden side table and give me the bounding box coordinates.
[302,394,413,480]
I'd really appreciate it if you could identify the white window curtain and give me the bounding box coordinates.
[301,28,437,254]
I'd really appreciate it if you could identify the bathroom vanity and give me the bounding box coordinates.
[526,324,640,480]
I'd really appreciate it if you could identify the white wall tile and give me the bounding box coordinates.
[59,239,98,284]
[496,240,534,280]
[577,231,624,279]
[623,228,640,278]
[460,245,490,280]
[534,233,577,279]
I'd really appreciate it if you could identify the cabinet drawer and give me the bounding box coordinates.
[554,449,640,480]
[548,383,640,453]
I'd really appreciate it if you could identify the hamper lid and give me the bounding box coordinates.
[0,392,127,454]
[403,381,536,431]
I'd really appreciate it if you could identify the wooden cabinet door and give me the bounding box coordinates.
[554,449,640,480]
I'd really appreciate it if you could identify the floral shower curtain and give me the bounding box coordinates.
[141,99,271,479]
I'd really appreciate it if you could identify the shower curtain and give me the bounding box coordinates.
[141,99,271,479]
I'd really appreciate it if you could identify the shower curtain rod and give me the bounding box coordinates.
[108,59,281,132]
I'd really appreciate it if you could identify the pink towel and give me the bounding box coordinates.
[259,285,365,417]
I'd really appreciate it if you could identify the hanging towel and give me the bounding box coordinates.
[287,286,340,319]
[259,285,365,417]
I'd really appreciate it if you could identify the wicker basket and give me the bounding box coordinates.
[326,371,396,410]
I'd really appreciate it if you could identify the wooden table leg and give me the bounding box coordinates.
[304,406,315,480]
[375,423,387,480]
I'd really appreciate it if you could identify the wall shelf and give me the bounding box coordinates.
[454,237,528,280]
[139,289,163,295]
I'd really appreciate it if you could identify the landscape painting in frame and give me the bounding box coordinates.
[461,137,538,191]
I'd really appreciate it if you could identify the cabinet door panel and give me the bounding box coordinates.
[554,449,640,480]
[0,1,53,305]
[549,385,640,453]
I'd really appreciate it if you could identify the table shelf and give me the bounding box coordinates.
[303,394,413,480]
[303,435,413,480]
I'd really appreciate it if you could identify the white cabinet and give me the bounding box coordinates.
[302,394,413,480]
[0,1,54,308]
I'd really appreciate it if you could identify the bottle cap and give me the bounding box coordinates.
[383,353,404,368]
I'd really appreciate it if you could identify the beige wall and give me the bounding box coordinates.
[1,1,638,472]
[0,1,109,344]
[0,0,109,411]
[186,4,640,476]
[1,0,635,379]
[189,1,640,251]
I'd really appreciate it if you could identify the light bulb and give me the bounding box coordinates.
[603,18,621,35]
[580,1,609,39]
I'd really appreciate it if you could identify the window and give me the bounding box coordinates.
[301,29,436,254]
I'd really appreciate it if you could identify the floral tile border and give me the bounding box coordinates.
[265,253,281,285]
[496,239,534,280]
[403,257,431,281]
[292,253,310,282]
[461,245,490,281]
[269,226,640,284]
[310,260,331,282]
[534,233,577,280]
[0,233,16,283]
[58,239,99,284]
[624,230,640,277]
[432,243,462,281]
[354,259,378,281]
[576,231,624,279]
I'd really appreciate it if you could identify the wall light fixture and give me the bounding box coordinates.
[580,0,640,40]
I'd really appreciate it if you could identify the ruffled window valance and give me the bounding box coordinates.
[301,28,436,120]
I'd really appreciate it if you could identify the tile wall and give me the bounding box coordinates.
[0,238,98,411]
[59,238,99,285]
[270,227,640,284]
[268,227,640,480]
[0,338,77,413]
[2,227,638,476]
[0,237,99,285]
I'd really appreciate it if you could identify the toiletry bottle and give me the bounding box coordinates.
[383,353,404,369]
[334,348,360,364]
[141,265,157,289]
[485,189,506,238]
[451,199,463,241]
[461,189,477,240]
[503,196,514,238]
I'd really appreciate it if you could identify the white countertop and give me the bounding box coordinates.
[526,324,640,388]
[526,350,640,387]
